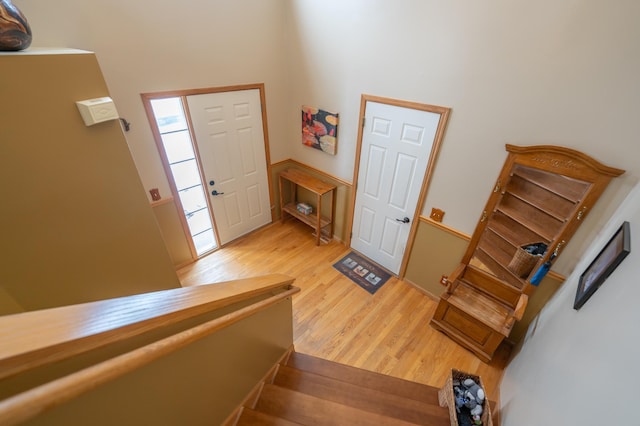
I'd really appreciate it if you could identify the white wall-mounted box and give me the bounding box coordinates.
[76,97,119,126]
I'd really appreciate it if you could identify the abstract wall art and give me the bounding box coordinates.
[302,105,338,155]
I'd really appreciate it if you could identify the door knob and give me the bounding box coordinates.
[211,190,224,196]
[396,217,410,224]
[209,180,215,186]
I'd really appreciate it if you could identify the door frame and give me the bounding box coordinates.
[141,83,275,260]
[348,94,450,278]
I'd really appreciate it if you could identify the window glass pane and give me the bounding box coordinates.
[171,159,201,191]
[150,98,188,133]
[186,208,212,236]
[161,130,195,164]
[193,229,216,255]
[179,186,207,215]
[149,95,218,257]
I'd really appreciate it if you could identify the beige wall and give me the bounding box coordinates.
[0,287,23,316]
[0,50,179,312]
[151,199,193,267]
[405,218,470,298]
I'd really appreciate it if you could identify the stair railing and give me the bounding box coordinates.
[0,274,298,426]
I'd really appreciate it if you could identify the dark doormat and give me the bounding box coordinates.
[333,251,392,294]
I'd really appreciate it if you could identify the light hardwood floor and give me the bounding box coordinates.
[178,219,510,401]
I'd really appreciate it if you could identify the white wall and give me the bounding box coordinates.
[18,0,290,201]
[284,0,640,275]
[500,180,640,425]
[18,0,640,276]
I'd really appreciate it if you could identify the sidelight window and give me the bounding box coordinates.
[149,98,217,256]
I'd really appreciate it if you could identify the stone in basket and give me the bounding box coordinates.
[507,242,547,278]
[438,369,493,426]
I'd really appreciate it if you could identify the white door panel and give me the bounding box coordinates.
[351,101,441,274]
[187,89,271,245]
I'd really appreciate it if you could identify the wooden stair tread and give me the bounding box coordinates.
[254,383,425,426]
[236,407,303,425]
[447,281,513,333]
[286,352,440,405]
[273,365,450,425]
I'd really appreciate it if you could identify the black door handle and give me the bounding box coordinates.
[396,217,410,224]
[211,190,224,196]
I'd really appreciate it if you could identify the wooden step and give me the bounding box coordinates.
[464,264,522,306]
[273,364,450,425]
[446,281,513,334]
[285,352,441,405]
[254,383,422,426]
[236,407,302,425]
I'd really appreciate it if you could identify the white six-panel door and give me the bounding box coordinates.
[351,101,441,274]
[187,89,271,245]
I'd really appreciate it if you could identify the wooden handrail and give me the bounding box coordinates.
[443,263,466,295]
[0,285,300,426]
[0,273,295,381]
[504,294,529,333]
[513,293,528,321]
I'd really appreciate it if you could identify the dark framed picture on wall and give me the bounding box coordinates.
[574,221,631,310]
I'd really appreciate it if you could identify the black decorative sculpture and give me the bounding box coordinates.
[0,0,31,51]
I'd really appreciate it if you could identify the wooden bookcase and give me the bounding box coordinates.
[430,145,624,362]
[279,168,336,245]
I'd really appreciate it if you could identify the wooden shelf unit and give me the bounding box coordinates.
[431,145,624,362]
[279,168,336,245]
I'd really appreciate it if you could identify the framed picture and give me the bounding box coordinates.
[301,105,338,155]
[574,221,631,310]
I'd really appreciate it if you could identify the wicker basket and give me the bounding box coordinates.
[507,245,539,278]
[438,369,493,426]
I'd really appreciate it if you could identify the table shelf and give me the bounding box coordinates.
[279,169,336,245]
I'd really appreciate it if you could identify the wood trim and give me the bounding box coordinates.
[346,96,368,248]
[0,274,295,381]
[140,83,268,100]
[173,258,195,270]
[546,270,565,283]
[419,215,472,241]
[272,158,353,188]
[506,144,625,177]
[221,345,295,426]
[359,94,451,115]
[0,286,299,426]
[257,85,277,221]
[350,94,451,277]
[150,196,174,208]
[402,278,440,301]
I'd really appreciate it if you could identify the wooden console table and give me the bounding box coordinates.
[279,168,336,245]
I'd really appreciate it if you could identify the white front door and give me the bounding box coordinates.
[351,101,441,274]
[187,89,271,245]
